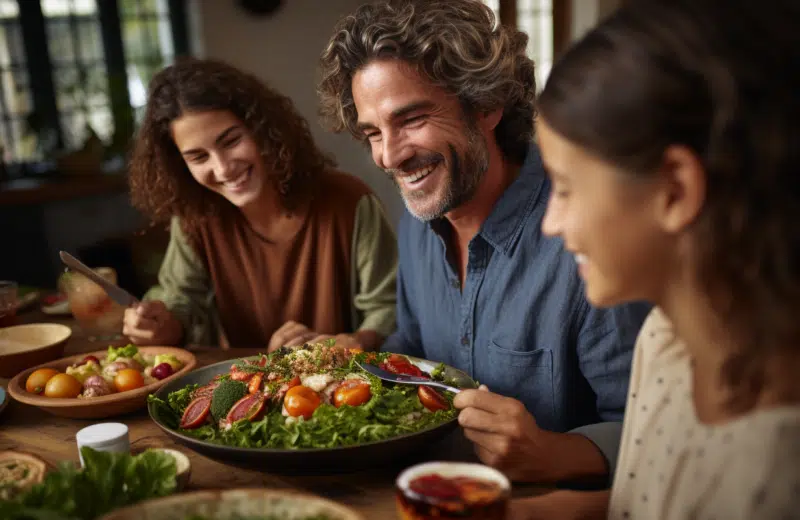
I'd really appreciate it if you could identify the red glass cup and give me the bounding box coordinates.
[396,462,511,519]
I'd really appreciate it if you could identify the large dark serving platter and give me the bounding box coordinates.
[148,355,477,474]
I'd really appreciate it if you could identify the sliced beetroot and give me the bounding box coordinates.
[225,393,267,423]
[180,396,212,429]
[192,381,220,399]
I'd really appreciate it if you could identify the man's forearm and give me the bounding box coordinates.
[509,490,610,520]
[537,430,610,485]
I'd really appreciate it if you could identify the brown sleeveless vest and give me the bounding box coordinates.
[197,171,372,347]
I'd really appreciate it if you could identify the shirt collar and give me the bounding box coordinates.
[427,144,548,256]
[478,143,548,256]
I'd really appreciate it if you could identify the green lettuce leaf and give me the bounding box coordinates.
[171,385,456,450]
[106,344,139,363]
[0,447,176,520]
[167,384,199,414]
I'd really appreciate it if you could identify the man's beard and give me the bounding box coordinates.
[386,120,489,222]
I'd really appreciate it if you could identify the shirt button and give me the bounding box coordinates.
[461,336,469,346]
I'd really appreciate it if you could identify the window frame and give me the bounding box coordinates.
[3,0,190,176]
[496,0,570,56]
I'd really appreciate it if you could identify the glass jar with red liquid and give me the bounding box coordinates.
[396,462,511,519]
[59,268,124,341]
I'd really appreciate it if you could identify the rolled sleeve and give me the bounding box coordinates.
[570,421,624,483]
[143,217,216,345]
[350,194,398,338]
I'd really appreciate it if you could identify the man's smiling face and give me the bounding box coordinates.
[352,59,489,221]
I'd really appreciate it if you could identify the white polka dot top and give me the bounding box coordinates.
[608,308,800,520]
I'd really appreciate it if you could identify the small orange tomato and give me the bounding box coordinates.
[26,368,60,394]
[114,368,145,393]
[248,373,263,394]
[333,380,371,408]
[283,385,321,419]
[418,385,450,412]
[43,373,82,398]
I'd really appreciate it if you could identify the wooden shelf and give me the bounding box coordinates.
[0,174,129,206]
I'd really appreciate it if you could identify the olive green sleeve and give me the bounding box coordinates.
[143,217,218,346]
[350,194,398,338]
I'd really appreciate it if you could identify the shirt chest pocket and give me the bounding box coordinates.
[485,341,557,430]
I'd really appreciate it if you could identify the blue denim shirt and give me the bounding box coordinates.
[383,145,650,475]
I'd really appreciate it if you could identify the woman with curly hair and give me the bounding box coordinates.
[124,58,397,351]
[517,0,800,518]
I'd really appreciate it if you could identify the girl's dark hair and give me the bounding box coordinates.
[538,0,800,409]
[129,57,334,237]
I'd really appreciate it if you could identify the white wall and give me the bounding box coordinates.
[188,0,405,226]
[188,0,622,228]
[570,0,621,40]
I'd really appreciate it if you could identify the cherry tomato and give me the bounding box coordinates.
[333,380,372,408]
[418,385,449,412]
[114,368,145,393]
[79,355,100,366]
[248,373,263,394]
[44,373,82,398]
[283,385,321,419]
[387,354,408,365]
[381,354,425,378]
[25,368,59,394]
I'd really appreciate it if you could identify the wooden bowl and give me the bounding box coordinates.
[7,347,197,419]
[98,488,365,520]
[0,323,72,378]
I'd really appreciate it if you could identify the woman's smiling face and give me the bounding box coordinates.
[171,109,267,209]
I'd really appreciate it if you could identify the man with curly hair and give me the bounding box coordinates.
[124,58,397,352]
[318,0,649,486]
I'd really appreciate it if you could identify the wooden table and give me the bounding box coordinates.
[1,309,548,518]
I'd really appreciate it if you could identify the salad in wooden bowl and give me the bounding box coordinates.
[8,345,196,419]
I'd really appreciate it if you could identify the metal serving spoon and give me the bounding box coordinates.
[357,361,462,394]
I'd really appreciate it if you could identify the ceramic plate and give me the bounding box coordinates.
[148,354,477,474]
